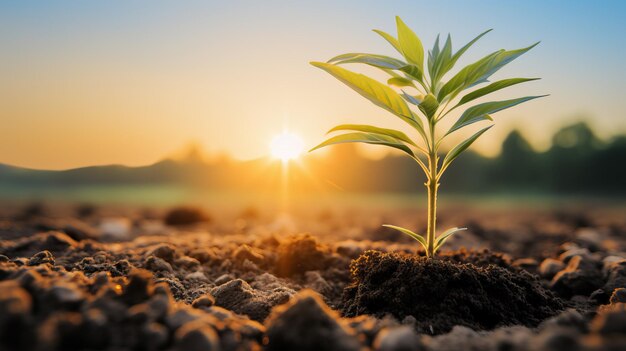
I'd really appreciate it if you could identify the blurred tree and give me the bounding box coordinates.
[491,130,538,189]
[588,136,626,194]
[552,122,601,150]
[547,122,601,193]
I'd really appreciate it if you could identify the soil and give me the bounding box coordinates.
[342,250,563,333]
[0,204,625,350]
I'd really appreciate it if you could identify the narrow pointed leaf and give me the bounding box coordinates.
[328,124,416,146]
[382,69,402,78]
[434,227,467,251]
[442,34,453,61]
[438,36,536,102]
[401,90,423,106]
[311,62,427,139]
[328,53,406,70]
[431,34,453,84]
[408,111,427,141]
[457,78,540,106]
[310,62,416,126]
[449,114,493,135]
[399,64,423,81]
[441,126,493,170]
[418,93,439,120]
[427,51,435,78]
[384,69,422,85]
[448,95,546,134]
[427,34,440,76]
[373,29,403,54]
[472,42,540,85]
[438,29,493,80]
[432,34,441,58]
[437,50,502,101]
[309,132,415,157]
[382,224,428,251]
[388,77,415,88]
[450,29,492,65]
[396,16,424,71]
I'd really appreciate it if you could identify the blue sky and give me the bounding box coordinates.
[1,0,625,168]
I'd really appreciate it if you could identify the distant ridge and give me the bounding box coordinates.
[1,123,626,195]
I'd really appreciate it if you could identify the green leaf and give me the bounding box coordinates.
[373,29,403,54]
[401,90,423,106]
[443,29,493,76]
[328,53,406,70]
[434,29,493,88]
[448,96,546,134]
[382,224,428,251]
[399,64,423,81]
[456,78,540,107]
[434,227,467,251]
[310,62,421,131]
[328,124,416,146]
[427,34,440,76]
[439,34,453,62]
[396,16,424,71]
[471,42,540,86]
[309,132,415,157]
[418,93,439,120]
[430,34,453,84]
[387,77,415,88]
[432,34,441,58]
[438,37,536,102]
[441,125,493,171]
[437,50,501,101]
[382,69,402,78]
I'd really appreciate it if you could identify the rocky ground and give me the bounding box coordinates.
[0,203,625,350]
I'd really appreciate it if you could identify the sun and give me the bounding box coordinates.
[270,131,304,162]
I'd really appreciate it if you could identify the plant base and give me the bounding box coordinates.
[341,250,564,334]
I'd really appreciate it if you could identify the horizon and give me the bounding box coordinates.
[0,120,619,172]
[2,0,625,170]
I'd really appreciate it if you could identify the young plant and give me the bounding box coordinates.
[310,17,545,257]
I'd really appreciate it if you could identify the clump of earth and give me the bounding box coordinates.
[342,250,564,333]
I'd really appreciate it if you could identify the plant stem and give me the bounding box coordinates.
[426,122,439,257]
[426,153,439,257]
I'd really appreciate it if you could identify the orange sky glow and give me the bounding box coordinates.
[1,1,624,170]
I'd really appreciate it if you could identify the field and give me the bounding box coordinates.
[1,201,625,350]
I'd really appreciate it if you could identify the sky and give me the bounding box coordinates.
[1,0,625,170]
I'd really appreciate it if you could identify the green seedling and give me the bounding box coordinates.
[310,16,545,257]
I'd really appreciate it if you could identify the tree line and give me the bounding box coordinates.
[318,122,626,195]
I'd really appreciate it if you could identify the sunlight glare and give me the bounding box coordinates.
[270,131,304,162]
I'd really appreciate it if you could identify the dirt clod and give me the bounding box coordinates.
[342,250,564,334]
[373,326,422,351]
[265,290,361,351]
[551,255,604,297]
[591,303,626,335]
[164,207,210,226]
[540,258,566,279]
[211,279,294,322]
[28,250,55,266]
[275,234,329,277]
[610,288,626,304]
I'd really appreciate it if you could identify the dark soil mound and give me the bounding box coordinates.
[164,206,210,226]
[342,250,564,334]
[438,248,513,269]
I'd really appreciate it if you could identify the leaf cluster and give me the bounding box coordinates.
[310,17,545,254]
